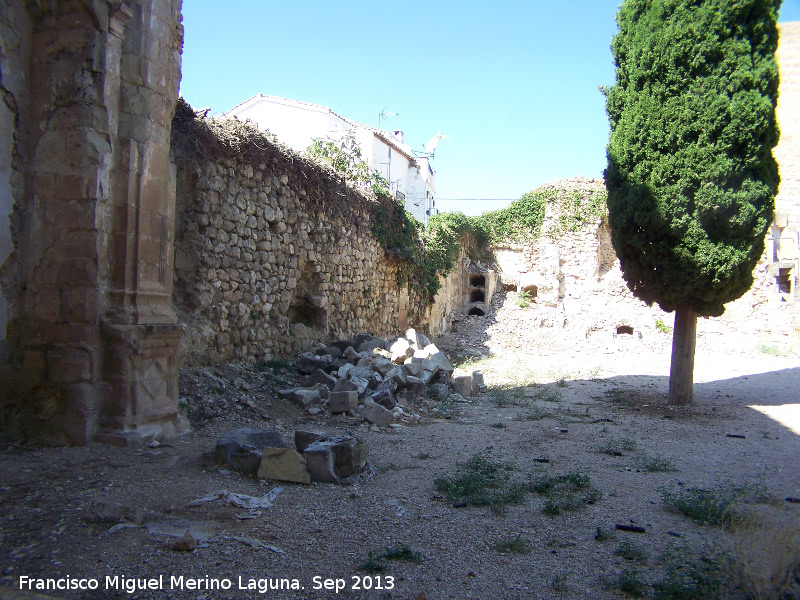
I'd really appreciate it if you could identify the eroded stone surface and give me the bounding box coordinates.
[257,447,310,484]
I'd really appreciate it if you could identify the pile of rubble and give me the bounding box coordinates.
[208,328,489,486]
[280,328,485,428]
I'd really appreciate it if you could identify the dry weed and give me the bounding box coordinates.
[727,509,800,600]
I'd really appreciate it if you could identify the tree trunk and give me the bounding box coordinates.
[668,306,697,405]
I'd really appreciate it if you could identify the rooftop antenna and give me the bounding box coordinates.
[424,130,448,155]
[378,108,398,129]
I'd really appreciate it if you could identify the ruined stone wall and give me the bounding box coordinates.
[0,1,188,445]
[0,3,31,349]
[776,22,800,226]
[494,177,797,350]
[171,108,420,366]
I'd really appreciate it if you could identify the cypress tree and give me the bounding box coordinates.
[605,0,781,404]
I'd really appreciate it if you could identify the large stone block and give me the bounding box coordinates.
[370,387,396,410]
[303,434,367,483]
[454,375,473,397]
[329,390,358,413]
[215,428,288,476]
[362,398,393,427]
[332,378,359,394]
[385,366,407,386]
[257,447,310,484]
[295,430,324,453]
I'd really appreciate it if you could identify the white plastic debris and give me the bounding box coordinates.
[186,487,283,510]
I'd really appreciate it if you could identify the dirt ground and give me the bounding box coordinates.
[1,292,799,600]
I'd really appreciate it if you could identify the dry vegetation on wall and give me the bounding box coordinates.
[172,98,379,229]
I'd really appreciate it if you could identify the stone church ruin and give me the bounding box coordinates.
[0,3,798,447]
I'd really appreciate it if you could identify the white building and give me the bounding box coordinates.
[222,94,438,224]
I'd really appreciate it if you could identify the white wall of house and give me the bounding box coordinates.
[224,94,438,225]
[224,95,351,153]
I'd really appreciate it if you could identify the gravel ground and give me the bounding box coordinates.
[1,292,799,600]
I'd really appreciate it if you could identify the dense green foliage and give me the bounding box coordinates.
[475,186,607,244]
[476,189,550,243]
[605,0,781,317]
[306,132,390,195]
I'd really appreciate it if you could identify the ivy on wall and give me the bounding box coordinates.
[371,183,607,302]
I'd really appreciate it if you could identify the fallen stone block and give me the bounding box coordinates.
[324,346,344,360]
[289,388,323,408]
[303,434,368,483]
[426,349,454,373]
[330,339,355,353]
[343,346,360,362]
[331,358,350,370]
[376,377,399,393]
[215,428,288,476]
[412,357,439,370]
[349,376,370,395]
[405,376,427,397]
[385,366,408,386]
[357,337,385,353]
[306,368,337,390]
[349,366,382,388]
[454,375,473,397]
[359,354,394,376]
[257,448,310,484]
[332,378,359,393]
[330,390,359,413]
[338,362,355,378]
[429,383,450,401]
[362,398,394,427]
[419,368,439,384]
[471,370,485,395]
[403,362,424,377]
[295,430,324,453]
[229,446,264,476]
[295,352,332,375]
[370,387,396,410]
[353,333,377,347]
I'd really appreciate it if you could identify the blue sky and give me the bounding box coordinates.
[180,1,800,216]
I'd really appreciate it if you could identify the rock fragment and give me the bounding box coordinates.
[257,448,311,484]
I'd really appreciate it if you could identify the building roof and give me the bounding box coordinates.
[223,94,417,162]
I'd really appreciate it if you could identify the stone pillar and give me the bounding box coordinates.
[0,0,186,445]
[96,0,188,443]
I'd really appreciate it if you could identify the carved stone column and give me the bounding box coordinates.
[95,0,188,444]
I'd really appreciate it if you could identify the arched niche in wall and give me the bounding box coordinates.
[469,290,485,303]
[469,273,486,287]
[287,261,327,330]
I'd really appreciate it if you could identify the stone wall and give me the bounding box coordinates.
[171,107,426,366]
[494,177,797,350]
[0,2,30,347]
[776,22,800,226]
